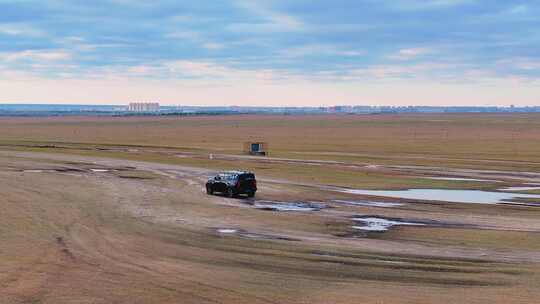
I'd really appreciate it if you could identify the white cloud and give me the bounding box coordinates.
[202,42,225,50]
[164,60,282,83]
[0,24,45,37]
[388,48,433,60]
[165,31,226,51]
[2,71,539,107]
[166,61,230,78]
[120,60,283,85]
[496,58,540,70]
[2,50,71,62]
[1,58,539,106]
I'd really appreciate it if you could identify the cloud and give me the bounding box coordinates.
[2,69,539,106]
[470,3,538,23]
[229,1,304,33]
[164,30,202,40]
[0,0,539,105]
[496,58,540,71]
[345,62,454,80]
[508,4,529,15]
[280,44,366,58]
[114,60,284,85]
[2,50,71,62]
[164,31,226,51]
[382,0,475,11]
[201,42,225,50]
[166,60,231,78]
[0,24,44,37]
[388,48,434,60]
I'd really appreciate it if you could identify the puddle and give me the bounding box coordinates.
[352,216,426,232]
[365,165,380,169]
[380,260,407,265]
[22,169,74,173]
[214,228,298,241]
[424,177,498,182]
[217,228,238,234]
[90,168,111,173]
[118,175,154,180]
[332,200,403,208]
[22,167,124,174]
[253,200,326,212]
[500,186,540,192]
[55,168,85,173]
[337,188,540,205]
[238,232,299,241]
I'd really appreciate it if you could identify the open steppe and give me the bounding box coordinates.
[1,114,540,303]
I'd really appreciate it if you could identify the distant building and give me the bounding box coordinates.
[127,102,160,112]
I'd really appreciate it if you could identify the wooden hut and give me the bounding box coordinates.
[243,142,268,156]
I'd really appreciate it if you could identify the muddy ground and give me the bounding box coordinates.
[1,150,540,304]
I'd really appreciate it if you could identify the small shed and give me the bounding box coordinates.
[243,142,268,156]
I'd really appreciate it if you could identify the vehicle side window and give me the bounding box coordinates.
[239,174,254,180]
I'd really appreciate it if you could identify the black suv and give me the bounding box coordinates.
[206,171,257,198]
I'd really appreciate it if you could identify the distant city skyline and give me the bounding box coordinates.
[2,104,539,116]
[1,1,539,106]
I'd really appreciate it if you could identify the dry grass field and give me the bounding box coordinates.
[1,114,540,303]
[1,114,540,163]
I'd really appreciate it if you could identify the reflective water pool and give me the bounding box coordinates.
[338,188,540,205]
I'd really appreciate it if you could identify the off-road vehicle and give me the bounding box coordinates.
[206,171,257,198]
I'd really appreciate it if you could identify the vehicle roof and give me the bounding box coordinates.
[219,170,253,175]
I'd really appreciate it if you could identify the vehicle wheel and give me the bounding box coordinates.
[206,186,213,195]
[226,187,235,198]
[247,191,255,198]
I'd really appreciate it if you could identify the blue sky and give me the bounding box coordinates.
[0,0,539,106]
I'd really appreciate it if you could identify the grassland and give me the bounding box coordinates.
[1,113,540,303]
[2,113,540,189]
[0,113,540,165]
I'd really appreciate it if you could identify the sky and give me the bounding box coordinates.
[0,0,539,106]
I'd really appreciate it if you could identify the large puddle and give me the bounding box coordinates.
[338,188,540,205]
